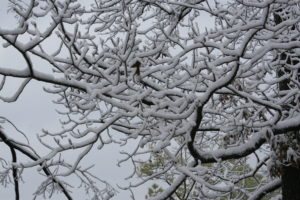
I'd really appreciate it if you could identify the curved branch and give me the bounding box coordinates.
[193,114,300,164]
[0,130,73,200]
[249,179,281,200]
[188,63,239,163]
[0,78,31,102]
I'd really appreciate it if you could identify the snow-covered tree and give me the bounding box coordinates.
[0,0,300,199]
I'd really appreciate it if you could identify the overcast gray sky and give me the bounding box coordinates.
[0,1,150,199]
[0,0,217,199]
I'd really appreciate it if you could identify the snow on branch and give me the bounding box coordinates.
[1,0,300,199]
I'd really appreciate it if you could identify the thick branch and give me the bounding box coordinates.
[194,114,300,164]
[249,179,281,200]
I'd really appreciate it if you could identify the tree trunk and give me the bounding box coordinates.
[274,10,300,200]
[282,166,300,200]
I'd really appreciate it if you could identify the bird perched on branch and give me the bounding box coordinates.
[131,60,142,83]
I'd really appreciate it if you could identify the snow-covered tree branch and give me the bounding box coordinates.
[1,0,300,199]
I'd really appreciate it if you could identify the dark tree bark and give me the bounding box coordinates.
[9,146,19,200]
[274,10,300,200]
[282,165,300,200]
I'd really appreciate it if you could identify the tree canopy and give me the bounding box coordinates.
[1,0,300,199]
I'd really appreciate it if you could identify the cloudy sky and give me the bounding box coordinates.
[0,0,217,199]
[0,1,151,199]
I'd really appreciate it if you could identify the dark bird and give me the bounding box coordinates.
[131,60,141,76]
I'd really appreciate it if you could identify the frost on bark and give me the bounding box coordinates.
[0,0,300,199]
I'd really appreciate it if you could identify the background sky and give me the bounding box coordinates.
[0,1,216,199]
[0,1,151,199]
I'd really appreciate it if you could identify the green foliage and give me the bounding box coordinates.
[145,184,164,199]
[140,155,280,200]
[220,161,279,200]
[138,154,166,177]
